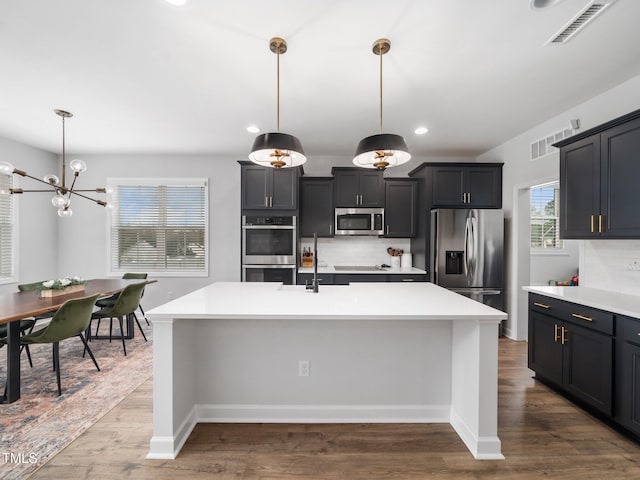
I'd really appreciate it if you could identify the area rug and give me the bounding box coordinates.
[0,321,153,480]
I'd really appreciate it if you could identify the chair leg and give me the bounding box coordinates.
[53,342,61,396]
[109,318,113,343]
[78,334,100,372]
[118,316,127,356]
[139,304,150,326]
[133,312,147,342]
[95,318,102,337]
[22,345,33,368]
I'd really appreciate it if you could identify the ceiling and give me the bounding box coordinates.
[2,0,640,159]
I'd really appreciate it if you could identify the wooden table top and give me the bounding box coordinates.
[0,278,155,325]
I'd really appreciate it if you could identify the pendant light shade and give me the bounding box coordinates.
[249,37,306,169]
[353,39,411,171]
[249,132,306,168]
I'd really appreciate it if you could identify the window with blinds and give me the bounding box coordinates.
[107,178,208,276]
[0,173,15,282]
[530,182,563,250]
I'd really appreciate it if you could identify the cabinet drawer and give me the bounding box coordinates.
[620,315,640,345]
[529,293,614,335]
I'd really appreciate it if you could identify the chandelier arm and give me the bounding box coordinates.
[61,114,66,189]
[379,42,383,133]
[65,188,107,206]
[276,45,280,132]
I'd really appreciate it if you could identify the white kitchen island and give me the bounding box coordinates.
[146,282,507,460]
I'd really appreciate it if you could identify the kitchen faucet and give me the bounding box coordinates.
[306,232,319,293]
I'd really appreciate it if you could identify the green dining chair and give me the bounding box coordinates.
[95,273,149,325]
[0,320,36,368]
[19,293,101,397]
[88,282,147,356]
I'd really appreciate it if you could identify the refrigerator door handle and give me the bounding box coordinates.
[464,215,471,277]
[469,214,478,278]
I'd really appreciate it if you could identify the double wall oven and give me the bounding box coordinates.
[241,215,297,285]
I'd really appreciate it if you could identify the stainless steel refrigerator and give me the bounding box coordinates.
[430,209,504,312]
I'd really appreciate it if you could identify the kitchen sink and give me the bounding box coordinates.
[334,265,387,271]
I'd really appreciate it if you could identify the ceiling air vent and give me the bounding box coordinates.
[530,126,576,161]
[546,0,617,45]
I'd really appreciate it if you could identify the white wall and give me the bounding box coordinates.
[477,73,640,339]
[55,154,242,309]
[0,137,58,294]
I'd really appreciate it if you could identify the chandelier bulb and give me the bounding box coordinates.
[57,207,73,218]
[69,159,87,173]
[0,161,15,175]
[44,174,60,186]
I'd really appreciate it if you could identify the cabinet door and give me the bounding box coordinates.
[528,311,563,386]
[359,171,385,207]
[334,171,361,207]
[300,179,334,237]
[562,322,612,415]
[619,340,640,435]
[270,168,298,210]
[432,166,465,206]
[559,134,601,238]
[241,165,269,210]
[385,180,417,237]
[466,167,502,208]
[600,117,640,237]
[387,274,427,282]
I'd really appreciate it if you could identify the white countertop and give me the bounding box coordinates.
[149,281,506,321]
[297,266,427,275]
[523,286,640,319]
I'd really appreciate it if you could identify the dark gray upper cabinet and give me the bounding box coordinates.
[384,179,418,237]
[300,177,334,237]
[239,162,299,211]
[431,164,502,208]
[558,110,640,239]
[332,167,384,207]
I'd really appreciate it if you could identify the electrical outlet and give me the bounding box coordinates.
[167,291,174,300]
[626,261,640,271]
[298,360,310,377]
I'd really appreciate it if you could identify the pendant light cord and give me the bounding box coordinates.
[277,47,280,133]
[61,115,66,188]
[379,44,383,134]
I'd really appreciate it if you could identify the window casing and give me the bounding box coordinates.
[107,178,208,277]
[530,182,563,250]
[0,173,16,283]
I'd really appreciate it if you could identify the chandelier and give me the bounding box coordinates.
[248,37,306,168]
[353,39,411,171]
[0,109,106,217]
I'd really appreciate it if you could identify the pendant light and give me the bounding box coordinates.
[249,37,306,168]
[0,109,106,217]
[353,39,411,171]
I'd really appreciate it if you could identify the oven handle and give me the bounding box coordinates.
[242,225,296,230]
[242,265,297,269]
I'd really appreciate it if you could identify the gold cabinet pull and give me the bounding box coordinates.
[386,225,389,235]
[561,326,568,345]
[269,196,273,208]
[571,313,593,322]
[554,324,560,342]
[534,302,550,309]
[598,215,603,233]
[590,215,595,233]
[265,196,269,207]
[467,193,471,204]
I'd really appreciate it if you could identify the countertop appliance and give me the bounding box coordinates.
[242,215,297,284]
[334,207,384,236]
[431,208,504,313]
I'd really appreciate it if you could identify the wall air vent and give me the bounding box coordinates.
[530,126,576,161]
[546,0,617,45]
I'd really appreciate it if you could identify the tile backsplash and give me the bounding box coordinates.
[580,239,640,296]
[299,236,412,267]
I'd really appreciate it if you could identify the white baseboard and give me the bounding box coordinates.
[450,408,504,460]
[195,403,450,424]
[147,406,197,460]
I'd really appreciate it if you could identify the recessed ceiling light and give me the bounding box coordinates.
[247,126,260,134]
[165,0,187,6]
[414,127,429,135]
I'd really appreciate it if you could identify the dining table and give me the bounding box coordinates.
[0,278,155,404]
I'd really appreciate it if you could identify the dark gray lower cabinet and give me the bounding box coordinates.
[617,316,640,436]
[528,293,613,416]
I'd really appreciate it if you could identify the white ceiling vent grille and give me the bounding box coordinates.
[546,0,616,45]
[530,126,576,161]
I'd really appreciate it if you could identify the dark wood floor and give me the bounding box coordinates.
[32,339,640,479]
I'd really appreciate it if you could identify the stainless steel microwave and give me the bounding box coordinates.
[334,208,384,236]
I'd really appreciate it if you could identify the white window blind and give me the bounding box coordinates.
[107,178,208,276]
[0,173,15,281]
[530,182,563,250]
